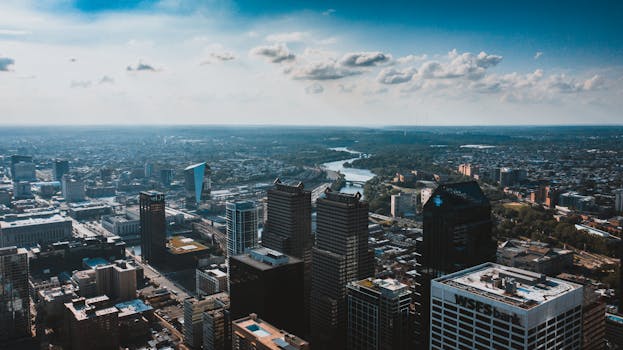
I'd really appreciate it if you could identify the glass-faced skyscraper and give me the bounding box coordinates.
[226,201,258,257]
[310,189,374,350]
[184,162,211,206]
[414,181,495,349]
[53,159,70,181]
[139,191,166,264]
[0,246,30,342]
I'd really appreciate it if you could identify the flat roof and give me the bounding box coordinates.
[115,299,153,316]
[231,249,301,271]
[435,263,582,310]
[168,236,208,254]
[233,315,308,350]
[0,214,70,229]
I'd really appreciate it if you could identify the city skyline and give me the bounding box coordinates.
[0,1,622,125]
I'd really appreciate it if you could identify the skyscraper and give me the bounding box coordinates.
[0,246,31,342]
[61,175,86,202]
[261,178,313,336]
[229,247,305,336]
[310,190,374,350]
[346,278,412,350]
[226,201,258,257]
[139,191,166,264]
[615,188,623,213]
[53,159,70,181]
[184,162,211,206]
[414,181,495,349]
[9,155,32,181]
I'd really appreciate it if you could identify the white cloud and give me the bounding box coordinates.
[396,54,427,65]
[340,52,392,67]
[322,9,336,16]
[266,31,309,43]
[291,60,361,80]
[305,83,324,94]
[126,61,158,72]
[251,43,295,63]
[377,67,417,84]
[534,51,543,59]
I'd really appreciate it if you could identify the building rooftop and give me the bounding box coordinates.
[115,299,153,317]
[353,278,410,297]
[83,257,110,269]
[233,314,309,350]
[65,296,118,321]
[0,213,70,229]
[435,263,582,310]
[168,236,209,255]
[232,248,301,271]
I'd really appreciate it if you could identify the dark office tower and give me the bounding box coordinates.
[160,169,173,187]
[346,278,412,350]
[0,246,31,342]
[310,190,374,350]
[9,155,32,180]
[262,179,313,336]
[139,191,166,265]
[229,247,305,336]
[53,159,70,181]
[413,181,495,349]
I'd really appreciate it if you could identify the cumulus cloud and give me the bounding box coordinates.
[534,51,543,60]
[126,62,157,72]
[291,60,361,80]
[266,32,309,43]
[251,43,295,63]
[322,9,336,16]
[377,67,417,84]
[0,56,15,71]
[201,51,236,65]
[340,52,392,67]
[305,83,324,94]
[418,50,503,80]
[582,75,605,91]
[396,54,428,65]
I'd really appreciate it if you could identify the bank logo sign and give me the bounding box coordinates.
[454,294,521,326]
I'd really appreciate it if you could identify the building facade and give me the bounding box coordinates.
[184,162,211,206]
[183,292,230,349]
[346,278,412,350]
[0,246,31,342]
[310,190,374,350]
[229,247,305,336]
[0,213,72,248]
[226,201,258,257]
[232,313,309,350]
[139,191,166,264]
[196,268,228,296]
[430,263,583,350]
[415,181,495,349]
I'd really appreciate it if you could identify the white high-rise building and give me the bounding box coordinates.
[430,263,584,350]
[225,201,258,257]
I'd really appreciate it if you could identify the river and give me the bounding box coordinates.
[322,147,375,196]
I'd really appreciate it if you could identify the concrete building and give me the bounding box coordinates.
[0,246,31,342]
[226,201,258,256]
[61,175,86,202]
[12,161,36,182]
[183,292,230,349]
[71,269,98,298]
[232,313,309,350]
[139,191,166,264]
[12,180,33,199]
[559,191,596,212]
[160,168,173,187]
[261,179,313,336]
[9,155,33,181]
[606,313,623,350]
[102,214,140,237]
[0,213,72,247]
[230,247,305,336]
[37,284,79,329]
[196,268,227,296]
[420,187,434,206]
[310,190,374,350]
[346,278,412,350]
[203,299,231,350]
[497,240,574,276]
[390,192,415,217]
[63,295,119,350]
[430,263,584,350]
[53,159,70,181]
[95,260,138,301]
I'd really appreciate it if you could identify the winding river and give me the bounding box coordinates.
[322,147,376,196]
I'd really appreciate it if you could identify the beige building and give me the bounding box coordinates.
[232,313,309,350]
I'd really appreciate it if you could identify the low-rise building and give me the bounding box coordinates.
[0,213,72,248]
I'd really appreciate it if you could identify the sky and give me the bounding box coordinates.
[0,0,622,126]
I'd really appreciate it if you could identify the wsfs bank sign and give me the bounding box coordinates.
[454,295,522,326]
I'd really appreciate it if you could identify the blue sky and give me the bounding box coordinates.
[0,0,621,125]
